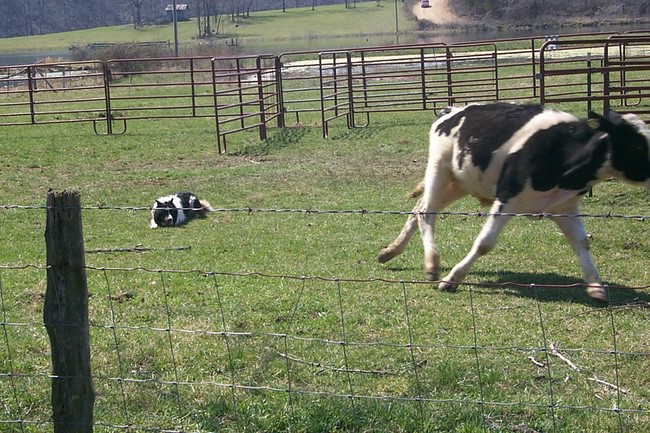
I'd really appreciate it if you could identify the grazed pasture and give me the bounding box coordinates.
[1,107,649,432]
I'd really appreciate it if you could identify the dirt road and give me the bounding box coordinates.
[411,0,465,25]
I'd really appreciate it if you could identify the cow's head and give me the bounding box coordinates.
[588,110,650,190]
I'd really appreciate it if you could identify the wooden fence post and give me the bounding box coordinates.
[44,189,95,433]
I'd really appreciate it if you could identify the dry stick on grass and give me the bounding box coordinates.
[549,341,580,371]
[483,414,540,433]
[549,342,629,394]
[589,377,629,394]
[278,352,395,376]
[86,245,191,253]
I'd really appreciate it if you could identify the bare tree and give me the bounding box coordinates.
[124,0,148,29]
[197,0,226,38]
[21,0,36,35]
[245,0,256,17]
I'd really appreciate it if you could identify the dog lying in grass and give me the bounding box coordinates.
[149,192,212,228]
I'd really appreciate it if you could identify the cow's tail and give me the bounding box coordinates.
[379,180,424,264]
[405,180,425,202]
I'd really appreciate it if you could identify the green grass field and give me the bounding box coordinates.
[1,106,649,432]
[1,4,650,431]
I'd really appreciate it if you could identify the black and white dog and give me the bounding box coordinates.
[149,192,213,228]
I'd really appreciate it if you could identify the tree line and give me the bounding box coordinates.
[0,0,375,38]
[449,0,649,22]
[3,0,647,39]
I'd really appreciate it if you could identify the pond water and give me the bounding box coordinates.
[223,22,649,55]
[0,51,72,67]
[411,22,649,45]
[0,23,646,66]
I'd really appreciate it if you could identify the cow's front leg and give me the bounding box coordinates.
[439,203,512,292]
[550,213,607,302]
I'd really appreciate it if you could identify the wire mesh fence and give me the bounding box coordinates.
[1,202,649,433]
[2,30,650,433]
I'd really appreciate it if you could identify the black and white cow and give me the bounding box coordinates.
[379,102,650,301]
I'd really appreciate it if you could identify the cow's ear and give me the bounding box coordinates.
[604,110,623,126]
[587,110,622,132]
[587,110,607,129]
[587,111,601,130]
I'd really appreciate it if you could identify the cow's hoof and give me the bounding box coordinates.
[424,271,439,282]
[586,285,608,303]
[378,248,394,263]
[438,281,458,292]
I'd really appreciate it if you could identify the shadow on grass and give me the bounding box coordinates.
[469,270,650,307]
[329,124,389,141]
[383,266,649,307]
[230,126,309,157]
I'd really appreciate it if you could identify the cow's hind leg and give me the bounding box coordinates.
[439,201,512,292]
[379,170,464,282]
[417,171,466,281]
[417,205,441,281]
[550,213,607,302]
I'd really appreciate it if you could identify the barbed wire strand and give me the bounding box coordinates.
[2,203,648,221]
[3,264,648,293]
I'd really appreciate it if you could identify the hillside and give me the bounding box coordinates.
[2,0,647,40]
[447,0,649,26]
[0,0,375,38]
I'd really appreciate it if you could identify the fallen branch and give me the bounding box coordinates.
[589,376,629,394]
[278,352,394,376]
[483,414,539,433]
[528,356,546,368]
[86,245,191,254]
[550,341,580,372]
[511,424,540,433]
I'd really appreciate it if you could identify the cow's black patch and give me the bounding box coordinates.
[607,121,650,182]
[434,109,464,137]
[437,103,546,171]
[496,121,608,203]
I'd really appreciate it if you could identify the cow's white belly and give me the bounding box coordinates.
[451,151,502,203]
